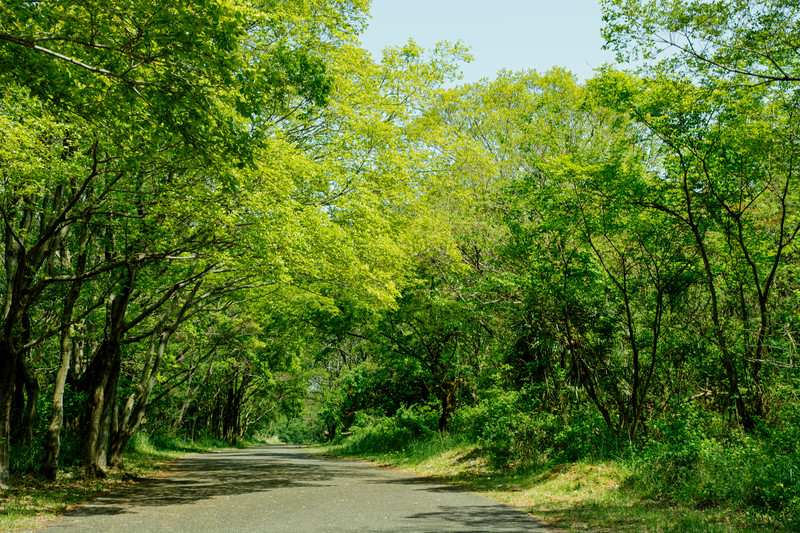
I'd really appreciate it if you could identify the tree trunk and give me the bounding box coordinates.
[438,379,456,431]
[172,398,191,434]
[10,313,33,445]
[10,367,25,441]
[108,326,173,468]
[0,342,18,489]
[210,397,221,439]
[43,225,88,480]
[223,382,238,444]
[106,425,132,468]
[682,171,754,431]
[17,358,39,447]
[222,372,249,445]
[42,293,79,480]
[79,274,132,479]
[80,339,122,479]
[1,201,30,489]
[109,279,205,466]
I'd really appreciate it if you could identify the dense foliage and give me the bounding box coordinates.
[2,0,799,526]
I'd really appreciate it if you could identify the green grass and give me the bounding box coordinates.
[0,433,266,532]
[321,435,794,533]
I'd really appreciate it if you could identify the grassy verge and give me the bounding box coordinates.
[0,434,274,532]
[321,435,788,533]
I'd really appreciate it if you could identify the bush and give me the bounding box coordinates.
[335,406,438,455]
[551,409,620,462]
[395,405,438,435]
[59,431,82,467]
[126,431,158,454]
[633,402,800,525]
[451,387,627,468]
[451,390,551,468]
[637,402,709,492]
[275,417,325,444]
[345,416,413,454]
[10,437,44,473]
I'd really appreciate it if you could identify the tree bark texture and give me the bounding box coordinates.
[0,342,17,489]
[79,272,133,479]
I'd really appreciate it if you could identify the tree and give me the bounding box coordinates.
[0,0,368,486]
[602,0,800,85]
[591,69,800,430]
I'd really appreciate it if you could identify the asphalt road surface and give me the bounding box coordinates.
[43,446,559,532]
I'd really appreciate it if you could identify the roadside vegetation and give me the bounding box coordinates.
[320,408,797,532]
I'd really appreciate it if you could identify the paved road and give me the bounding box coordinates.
[43,446,558,532]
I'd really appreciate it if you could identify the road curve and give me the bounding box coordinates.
[43,446,559,532]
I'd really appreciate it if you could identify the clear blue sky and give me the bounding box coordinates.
[358,0,616,83]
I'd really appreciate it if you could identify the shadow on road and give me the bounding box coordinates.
[54,446,561,532]
[406,506,563,533]
[65,447,363,517]
[369,474,466,492]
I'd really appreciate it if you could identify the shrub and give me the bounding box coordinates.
[637,402,709,493]
[633,401,800,525]
[335,406,438,455]
[9,437,44,473]
[552,409,619,462]
[275,417,326,444]
[451,390,550,468]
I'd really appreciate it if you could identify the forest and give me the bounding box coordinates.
[1,0,799,528]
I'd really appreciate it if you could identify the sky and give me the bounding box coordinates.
[358,0,617,84]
